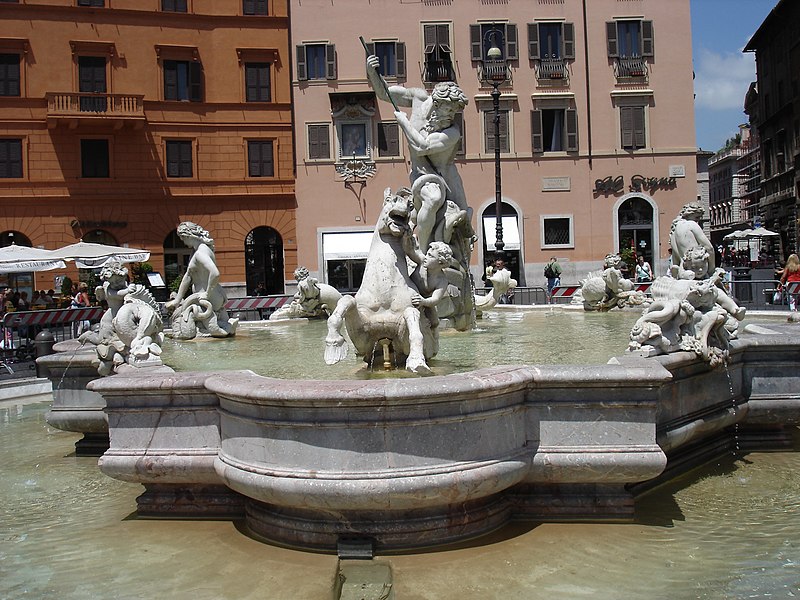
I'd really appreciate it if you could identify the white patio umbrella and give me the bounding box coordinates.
[50,241,150,269]
[0,244,66,273]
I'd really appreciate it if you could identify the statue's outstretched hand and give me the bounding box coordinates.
[366,55,380,71]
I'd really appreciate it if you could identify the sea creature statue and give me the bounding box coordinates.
[165,222,238,340]
[269,267,342,321]
[79,262,165,375]
[628,246,746,366]
[580,253,650,311]
[475,267,517,316]
[325,186,442,374]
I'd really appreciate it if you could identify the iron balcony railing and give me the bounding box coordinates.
[613,57,648,80]
[46,92,146,120]
[479,59,510,85]
[535,57,569,81]
[423,59,455,83]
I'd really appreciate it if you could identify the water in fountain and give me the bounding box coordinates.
[2,398,798,599]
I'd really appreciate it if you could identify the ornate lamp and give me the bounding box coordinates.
[484,32,509,259]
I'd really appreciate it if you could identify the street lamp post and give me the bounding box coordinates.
[485,33,509,261]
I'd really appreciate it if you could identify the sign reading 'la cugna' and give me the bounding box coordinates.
[593,174,678,196]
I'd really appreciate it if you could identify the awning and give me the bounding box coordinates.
[483,217,521,251]
[322,232,373,260]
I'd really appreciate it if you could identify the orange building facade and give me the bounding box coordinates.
[1,0,294,297]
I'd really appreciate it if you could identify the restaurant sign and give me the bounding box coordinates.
[593,174,678,196]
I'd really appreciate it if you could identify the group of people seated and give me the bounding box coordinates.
[2,288,58,314]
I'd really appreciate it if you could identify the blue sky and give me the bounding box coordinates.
[691,0,776,152]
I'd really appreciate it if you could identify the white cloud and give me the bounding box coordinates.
[694,47,756,110]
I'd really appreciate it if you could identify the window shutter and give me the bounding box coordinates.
[423,24,437,51]
[499,111,509,152]
[436,24,449,46]
[245,65,257,102]
[566,108,578,152]
[470,24,482,61]
[531,110,543,154]
[319,125,330,159]
[528,24,540,60]
[396,42,406,78]
[641,21,654,58]
[378,122,399,157]
[620,106,634,148]
[325,44,337,80]
[365,42,375,56]
[606,22,618,57]
[189,62,203,102]
[454,112,465,157]
[563,23,575,60]
[180,141,192,177]
[296,45,307,81]
[163,61,177,99]
[506,24,518,60]
[248,141,260,176]
[259,64,270,101]
[7,57,20,96]
[633,106,646,149]
[308,125,319,159]
[484,111,494,152]
[166,142,179,177]
[263,141,274,176]
[243,0,255,14]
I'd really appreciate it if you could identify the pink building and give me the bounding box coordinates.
[290,0,696,291]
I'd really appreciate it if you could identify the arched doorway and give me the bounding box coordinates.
[481,202,521,284]
[0,231,34,299]
[163,230,192,291]
[617,196,654,265]
[245,227,284,295]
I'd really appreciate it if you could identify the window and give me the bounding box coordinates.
[470,23,518,62]
[542,215,573,248]
[78,0,104,6]
[422,24,454,83]
[166,140,192,178]
[0,139,22,178]
[453,112,465,157]
[484,110,509,153]
[245,62,271,102]
[296,44,336,81]
[247,140,274,177]
[364,41,406,79]
[0,54,20,97]
[163,60,203,102]
[161,0,187,12]
[81,139,109,178]
[243,0,267,15]
[606,20,653,59]
[78,56,107,112]
[528,22,575,81]
[307,124,331,160]
[620,105,646,150]
[531,108,578,153]
[338,122,369,160]
[377,122,400,158]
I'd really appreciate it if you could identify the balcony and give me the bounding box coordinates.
[46,92,146,129]
[535,58,569,83]
[613,57,648,81]
[478,59,511,86]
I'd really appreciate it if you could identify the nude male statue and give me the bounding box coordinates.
[669,202,716,278]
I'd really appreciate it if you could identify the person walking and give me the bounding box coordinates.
[780,253,800,311]
[544,257,562,303]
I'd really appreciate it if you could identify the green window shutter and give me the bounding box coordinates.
[325,44,337,80]
[531,110,543,154]
[606,22,618,57]
[641,21,654,58]
[528,24,540,60]
[396,42,406,78]
[470,24,482,61]
[563,23,575,60]
[506,24,518,60]
[296,45,307,81]
[566,108,578,152]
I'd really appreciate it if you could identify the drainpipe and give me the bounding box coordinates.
[582,0,593,169]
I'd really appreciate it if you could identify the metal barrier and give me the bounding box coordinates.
[1,307,105,370]
[224,295,292,320]
[475,286,548,306]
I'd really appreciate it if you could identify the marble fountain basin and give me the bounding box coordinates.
[86,315,800,552]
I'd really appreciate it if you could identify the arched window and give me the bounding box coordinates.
[245,226,284,295]
[480,202,522,285]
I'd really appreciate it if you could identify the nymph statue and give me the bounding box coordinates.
[165,222,238,339]
[580,253,650,311]
[269,267,342,321]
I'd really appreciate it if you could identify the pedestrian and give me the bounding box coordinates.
[635,255,653,282]
[544,257,562,303]
[71,282,91,336]
[780,253,800,311]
